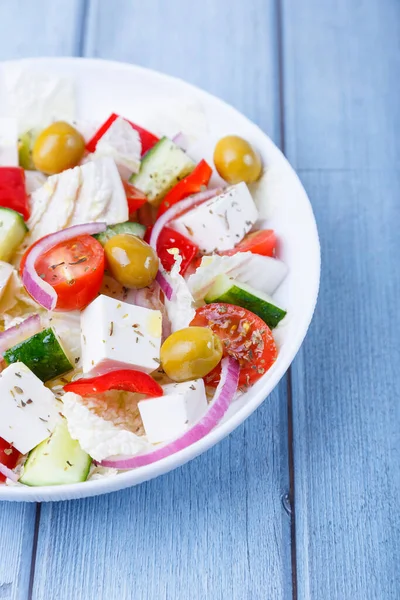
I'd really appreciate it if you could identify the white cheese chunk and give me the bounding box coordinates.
[0,362,60,454]
[24,171,47,195]
[27,157,128,243]
[0,261,13,300]
[138,379,208,443]
[163,254,195,332]
[171,182,258,253]
[81,294,162,375]
[0,117,18,166]
[94,117,141,179]
[63,391,151,461]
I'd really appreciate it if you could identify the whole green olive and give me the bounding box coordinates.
[32,121,85,175]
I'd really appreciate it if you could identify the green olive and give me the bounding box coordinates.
[213,135,262,184]
[104,234,159,289]
[32,121,85,175]
[160,327,223,382]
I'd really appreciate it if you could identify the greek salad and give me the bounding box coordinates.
[0,71,288,487]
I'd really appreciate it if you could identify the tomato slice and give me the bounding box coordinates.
[86,113,159,155]
[0,167,29,220]
[221,229,277,257]
[64,369,163,397]
[157,160,213,218]
[21,235,105,311]
[123,181,148,216]
[190,303,277,388]
[0,438,21,482]
[145,225,199,275]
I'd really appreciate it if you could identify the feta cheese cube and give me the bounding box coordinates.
[138,379,208,443]
[0,118,18,166]
[81,295,162,374]
[171,182,258,253]
[0,362,60,454]
[94,117,142,179]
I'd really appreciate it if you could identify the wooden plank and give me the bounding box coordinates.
[282,0,400,598]
[33,1,293,599]
[0,3,89,600]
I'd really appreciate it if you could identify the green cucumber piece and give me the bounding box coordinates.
[3,327,73,382]
[94,221,146,246]
[130,136,195,206]
[0,207,28,262]
[20,420,92,486]
[18,129,39,170]
[205,274,287,329]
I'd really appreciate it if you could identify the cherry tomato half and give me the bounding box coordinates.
[220,229,277,258]
[190,303,277,388]
[0,438,21,482]
[21,235,105,311]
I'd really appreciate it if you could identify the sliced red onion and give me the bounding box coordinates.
[100,357,239,469]
[0,314,41,355]
[149,187,222,254]
[0,462,19,482]
[156,270,173,300]
[22,222,107,311]
[172,132,189,151]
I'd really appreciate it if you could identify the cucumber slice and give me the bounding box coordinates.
[130,136,195,206]
[0,207,28,262]
[94,221,146,246]
[205,274,287,329]
[20,419,92,486]
[18,129,38,170]
[4,327,73,382]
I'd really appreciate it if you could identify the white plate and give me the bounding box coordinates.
[0,58,320,502]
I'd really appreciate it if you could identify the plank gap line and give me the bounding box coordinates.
[27,503,41,600]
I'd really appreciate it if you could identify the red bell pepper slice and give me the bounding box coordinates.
[86,113,159,156]
[0,438,21,483]
[64,369,163,397]
[145,225,199,275]
[123,181,148,216]
[0,167,29,220]
[157,159,212,218]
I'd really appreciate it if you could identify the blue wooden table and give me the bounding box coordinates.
[0,1,399,598]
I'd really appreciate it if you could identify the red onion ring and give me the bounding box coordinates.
[99,356,239,469]
[156,270,173,301]
[0,314,41,355]
[0,462,19,482]
[22,222,107,310]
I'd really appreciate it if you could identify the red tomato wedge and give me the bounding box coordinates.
[220,229,277,257]
[123,180,148,216]
[20,235,105,311]
[64,369,163,397]
[0,438,21,483]
[0,167,29,220]
[145,225,199,275]
[190,303,277,388]
[86,113,159,155]
[157,160,213,218]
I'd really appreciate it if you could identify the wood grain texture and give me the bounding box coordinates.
[31,1,293,599]
[282,0,400,598]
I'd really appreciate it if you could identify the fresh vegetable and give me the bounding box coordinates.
[0,207,28,261]
[21,234,105,311]
[18,129,38,170]
[86,113,159,156]
[0,314,41,355]
[19,420,92,486]
[205,274,286,329]
[191,303,277,388]
[0,167,29,220]
[160,326,223,382]
[157,159,212,217]
[64,369,163,397]
[220,229,277,257]
[32,121,85,175]
[0,438,21,483]
[94,221,146,246]
[21,222,106,311]
[130,137,195,206]
[3,327,73,382]
[123,181,148,215]
[100,357,239,468]
[104,234,159,289]
[145,225,198,275]
[214,135,262,184]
